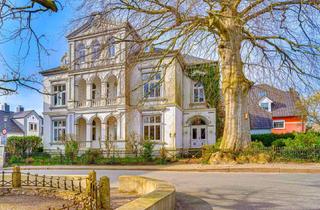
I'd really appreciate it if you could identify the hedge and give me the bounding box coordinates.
[6,136,42,157]
[251,133,295,147]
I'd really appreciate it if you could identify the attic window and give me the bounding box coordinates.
[258,91,267,97]
[260,102,270,111]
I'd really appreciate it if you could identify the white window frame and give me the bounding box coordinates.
[52,84,66,107]
[143,115,162,141]
[273,120,285,129]
[29,123,37,132]
[260,102,270,111]
[259,97,272,112]
[52,119,66,142]
[142,72,162,99]
[193,82,205,103]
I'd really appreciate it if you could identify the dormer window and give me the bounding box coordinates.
[260,102,269,111]
[76,43,86,64]
[258,91,267,98]
[91,40,101,61]
[259,97,272,112]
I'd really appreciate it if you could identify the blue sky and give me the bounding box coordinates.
[0,1,78,114]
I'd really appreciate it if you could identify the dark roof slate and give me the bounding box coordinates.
[0,111,24,134]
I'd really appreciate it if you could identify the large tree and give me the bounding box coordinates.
[0,0,59,95]
[79,0,320,151]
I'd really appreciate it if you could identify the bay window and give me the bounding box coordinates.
[143,115,161,141]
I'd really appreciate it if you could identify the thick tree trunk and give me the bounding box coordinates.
[218,30,252,151]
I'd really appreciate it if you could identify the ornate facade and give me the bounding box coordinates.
[41,15,216,153]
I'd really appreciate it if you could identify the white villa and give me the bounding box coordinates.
[41,15,216,153]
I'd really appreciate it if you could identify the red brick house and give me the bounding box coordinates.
[248,84,306,134]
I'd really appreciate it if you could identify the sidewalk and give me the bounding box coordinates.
[5,163,320,173]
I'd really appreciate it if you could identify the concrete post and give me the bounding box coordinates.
[0,145,5,169]
[99,176,111,210]
[86,170,97,198]
[12,166,21,188]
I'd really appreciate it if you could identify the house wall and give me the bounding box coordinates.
[272,116,305,134]
[42,21,217,152]
[25,113,42,137]
[250,129,272,135]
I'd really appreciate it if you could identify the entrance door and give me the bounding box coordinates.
[191,126,207,148]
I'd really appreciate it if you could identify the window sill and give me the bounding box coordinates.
[50,142,64,146]
[144,97,167,102]
[50,105,67,109]
[189,102,207,106]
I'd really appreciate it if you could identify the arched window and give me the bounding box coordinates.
[91,40,101,61]
[76,43,86,64]
[108,37,116,58]
[193,82,205,103]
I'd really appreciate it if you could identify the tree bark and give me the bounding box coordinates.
[218,23,252,151]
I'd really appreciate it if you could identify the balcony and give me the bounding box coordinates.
[75,58,117,70]
[75,97,124,108]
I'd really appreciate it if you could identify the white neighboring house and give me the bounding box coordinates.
[0,103,43,138]
[40,15,216,153]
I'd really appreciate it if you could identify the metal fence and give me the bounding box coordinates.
[0,169,95,210]
[231,146,320,162]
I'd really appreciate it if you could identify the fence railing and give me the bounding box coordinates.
[0,167,111,210]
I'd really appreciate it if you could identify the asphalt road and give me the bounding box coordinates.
[24,169,320,210]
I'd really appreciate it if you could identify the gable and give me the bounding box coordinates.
[67,14,125,39]
[259,97,273,104]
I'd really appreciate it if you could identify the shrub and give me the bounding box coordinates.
[8,156,24,164]
[272,139,287,147]
[6,136,42,157]
[159,146,168,164]
[81,149,103,164]
[284,132,320,149]
[141,140,154,162]
[251,133,295,147]
[25,157,34,164]
[65,140,79,163]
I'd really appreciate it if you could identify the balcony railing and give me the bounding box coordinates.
[75,58,117,70]
[75,97,123,108]
[76,100,87,108]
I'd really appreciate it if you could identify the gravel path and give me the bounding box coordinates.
[0,188,138,210]
[0,194,73,210]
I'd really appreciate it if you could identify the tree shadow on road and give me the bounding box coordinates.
[176,192,212,210]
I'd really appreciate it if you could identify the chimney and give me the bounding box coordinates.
[16,105,24,112]
[1,103,10,112]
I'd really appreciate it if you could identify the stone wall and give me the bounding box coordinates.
[117,175,176,210]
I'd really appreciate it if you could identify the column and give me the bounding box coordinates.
[101,81,107,106]
[86,123,92,148]
[101,122,106,149]
[86,82,92,107]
